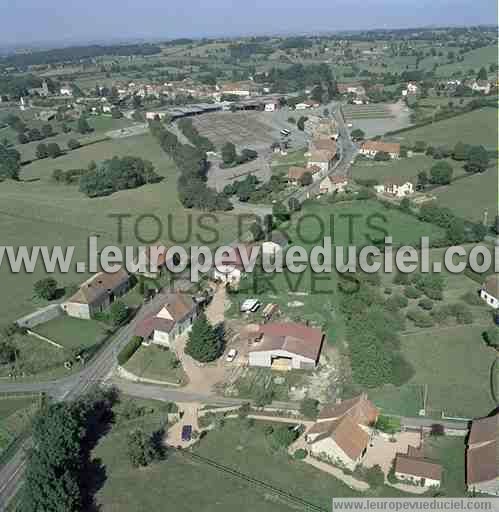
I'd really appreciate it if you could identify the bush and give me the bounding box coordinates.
[118,335,142,365]
[418,298,434,311]
[67,138,80,150]
[404,286,422,299]
[393,272,410,285]
[34,277,58,300]
[300,398,319,419]
[482,327,499,349]
[430,306,451,324]
[449,303,473,324]
[293,448,308,460]
[406,308,434,328]
[110,301,129,326]
[375,415,401,434]
[385,294,409,312]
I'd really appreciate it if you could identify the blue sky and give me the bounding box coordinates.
[0,0,496,46]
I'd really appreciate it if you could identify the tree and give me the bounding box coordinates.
[0,142,21,180]
[41,123,54,138]
[288,197,301,212]
[269,425,298,451]
[47,142,62,158]
[310,84,324,103]
[297,116,308,131]
[34,277,58,300]
[452,141,469,161]
[0,338,18,365]
[476,66,488,81]
[417,170,428,189]
[35,143,49,159]
[61,122,71,133]
[300,398,319,419]
[351,128,365,141]
[413,140,427,153]
[221,142,236,165]
[429,161,453,185]
[109,301,129,326]
[249,222,265,242]
[77,115,92,134]
[464,145,489,174]
[299,171,313,186]
[482,327,499,349]
[127,428,156,467]
[185,313,223,362]
[67,138,80,150]
[27,128,42,141]
[272,202,290,224]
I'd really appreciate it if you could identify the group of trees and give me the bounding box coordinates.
[17,123,56,145]
[149,120,232,211]
[221,142,258,167]
[177,118,214,153]
[0,140,21,180]
[127,427,165,468]
[33,277,59,300]
[79,156,161,197]
[20,387,118,511]
[35,141,62,159]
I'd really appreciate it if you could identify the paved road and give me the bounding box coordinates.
[287,104,358,204]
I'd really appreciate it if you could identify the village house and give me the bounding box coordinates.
[261,231,289,257]
[394,446,443,488]
[220,81,258,98]
[134,245,173,279]
[63,269,130,320]
[360,141,401,159]
[295,100,320,110]
[465,79,491,95]
[212,244,256,286]
[466,411,499,495]
[134,292,198,349]
[337,82,366,96]
[305,395,379,471]
[402,82,418,96]
[60,84,74,97]
[307,150,336,174]
[480,274,499,309]
[319,175,349,194]
[308,137,337,156]
[374,177,414,198]
[288,166,319,185]
[248,322,325,370]
[264,101,279,112]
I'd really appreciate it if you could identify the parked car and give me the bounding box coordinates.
[181,424,192,442]
[225,348,238,363]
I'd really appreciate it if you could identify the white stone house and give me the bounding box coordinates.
[374,178,414,198]
[134,293,197,349]
[394,450,442,488]
[319,175,349,194]
[480,275,499,309]
[359,141,400,159]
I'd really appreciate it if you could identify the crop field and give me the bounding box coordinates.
[343,104,394,120]
[434,165,498,223]
[192,111,274,150]
[0,133,240,323]
[397,108,498,149]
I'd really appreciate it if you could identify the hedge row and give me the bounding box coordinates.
[117,335,143,366]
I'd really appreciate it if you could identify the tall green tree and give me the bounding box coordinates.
[34,277,58,300]
[221,142,237,165]
[77,115,92,134]
[0,142,21,180]
[452,141,469,161]
[429,161,453,185]
[185,313,223,362]
[464,145,489,174]
[476,66,488,81]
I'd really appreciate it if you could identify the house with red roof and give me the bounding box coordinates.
[248,322,324,370]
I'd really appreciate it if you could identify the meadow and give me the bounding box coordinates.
[0,395,39,456]
[396,108,497,149]
[0,132,240,323]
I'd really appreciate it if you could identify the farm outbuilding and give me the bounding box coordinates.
[248,322,324,370]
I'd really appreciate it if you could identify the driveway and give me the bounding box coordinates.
[166,402,200,448]
[363,431,421,475]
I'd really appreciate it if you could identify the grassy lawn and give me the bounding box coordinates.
[0,132,240,324]
[94,416,409,511]
[33,315,109,350]
[400,325,497,419]
[369,384,424,417]
[435,46,498,78]
[396,108,498,149]
[271,148,307,168]
[434,166,498,223]
[423,436,467,496]
[124,345,186,384]
[352,155,468,183]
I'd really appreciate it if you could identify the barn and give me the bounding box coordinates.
[248,323,324,370]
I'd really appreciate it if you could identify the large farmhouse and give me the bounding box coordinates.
[248,322,324,370]
[394,446,442,488]
[305,395,379,470]
[466,411,499,495]
[63,269,130,320]
[360,141,400,159]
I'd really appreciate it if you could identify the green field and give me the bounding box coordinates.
[400,325,497,419]
[124,345,186,384]
[435,46,498,78]
[352,155,468,183]
[33,316,109,350]
[0,132,240,324]
[396,108,498,149]
[94,415,410,511]
[434,166,498,222]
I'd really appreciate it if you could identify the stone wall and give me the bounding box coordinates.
[16,304,63,329]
